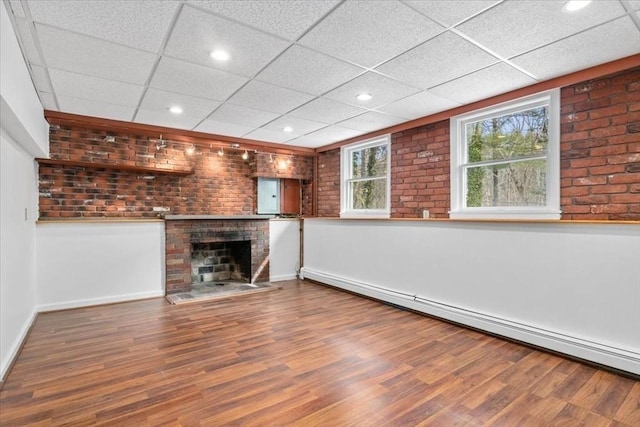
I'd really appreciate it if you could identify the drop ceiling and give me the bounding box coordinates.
[5,0,640,149]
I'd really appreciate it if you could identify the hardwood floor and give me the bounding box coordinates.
[1,280,638,426]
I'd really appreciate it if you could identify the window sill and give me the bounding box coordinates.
[340,211,391,219]
[449,210,562,221]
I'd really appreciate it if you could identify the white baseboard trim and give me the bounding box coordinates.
[301,267,640,376]
[1,309,37,382]
[269,273,299,282]
[36,290,166,312]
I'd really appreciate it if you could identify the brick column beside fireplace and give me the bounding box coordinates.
[165,218,270,294]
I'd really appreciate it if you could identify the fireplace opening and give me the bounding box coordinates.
[191,241,251,285]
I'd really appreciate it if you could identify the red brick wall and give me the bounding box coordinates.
[316,66,640,221]
[560,67,640,220]
[391,121,450,218]
[316,149,341,217]
[40,124,314,218]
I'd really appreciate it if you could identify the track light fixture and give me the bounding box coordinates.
[150,134,167,150]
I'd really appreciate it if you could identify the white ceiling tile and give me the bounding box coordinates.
[297,125,364,145]
[280,137,324,148]
[512,16,640,81]
[262,116,328,136]
[36,24,156,85]
[288,97,367,124]
[165,5,290,78]
[8,0,25,18]
[629,0,640,10]
[27,0,177,52]
[227,80,315,114]
[405,1,500,26]
[57,95,135,121]
[243,128,297,143]
[376,31,498,89]
[256,45,365,95]
[14,18,41,66]
[187,0,340,40]
[30,65,53,93]
[193,119,256,137]
[337,111,407,132]
[150,57,248,101]
[376,91,461,120]
[429,62,536,105]
[207,103,280,128]
[299,0,444,68]
[139,88,220,118]
[49,69,144,107]
[457,0,627,58]
[324,72,421,108]
[38,92,57,110]
[135,109,202,130]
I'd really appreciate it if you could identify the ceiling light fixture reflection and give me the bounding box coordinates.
[356,93,372,101]
[185,145,196,155]
[242,150,249,160]
[168,106,183,114]
[283,126,293,133]
[564,0,591,11]
[218,147,224,156]
[210,49,230,61]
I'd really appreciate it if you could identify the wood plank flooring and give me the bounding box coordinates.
[1,279,638,426]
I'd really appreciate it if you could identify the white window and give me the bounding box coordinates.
[450,90,561,220]
[340,135,391,218]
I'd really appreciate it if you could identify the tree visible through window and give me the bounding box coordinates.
[450,90,560,220]
[466,107,548,207]
[351,144,387,209]
[341,135,390,217]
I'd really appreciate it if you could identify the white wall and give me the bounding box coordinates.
[0,1,49,381]
[0,2,49,159]
[0,132,40,380]
[301,219,640,375]
[36,222,165,311]
[269,219,300,282]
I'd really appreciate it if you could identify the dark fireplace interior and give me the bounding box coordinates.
[191,241,251,285]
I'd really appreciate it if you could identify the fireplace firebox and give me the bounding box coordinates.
[191,241,251,284]
[164,216,271,294]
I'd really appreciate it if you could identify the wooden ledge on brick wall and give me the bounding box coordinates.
[36,158,194,176]
[302,217,640,225]
[37,218,165,224]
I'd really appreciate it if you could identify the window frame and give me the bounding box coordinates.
[340,135,391,218]
[449,89,561,220]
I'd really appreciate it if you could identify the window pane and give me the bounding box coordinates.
[466,159,546,207]
[466,106,548,163]
[351,179,386,209]
[352,145,388,178]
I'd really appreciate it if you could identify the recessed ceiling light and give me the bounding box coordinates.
[210,49,230,61]
[283,126,293,133]
[564,0,591,12]
[168,106,183,114]
[356,93,372,101]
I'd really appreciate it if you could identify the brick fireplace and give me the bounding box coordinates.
[164,216,270,294]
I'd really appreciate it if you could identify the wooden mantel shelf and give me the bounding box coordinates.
[36,158,194,176]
